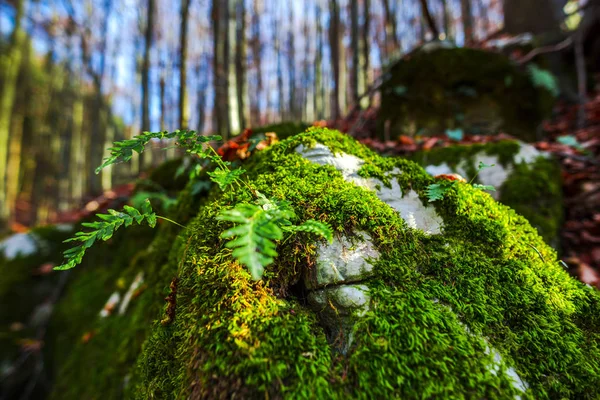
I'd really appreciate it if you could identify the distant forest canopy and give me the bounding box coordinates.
[0,0,512,229]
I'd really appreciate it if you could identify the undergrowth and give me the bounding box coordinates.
[56,130,333,279]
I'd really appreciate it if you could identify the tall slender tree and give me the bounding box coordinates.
[315,1,324,120]
[350,0,360,104]
[287,4,297,119]
[441,0,453,40]
[234,0,249,129]
[0,0,25,226]
[328,0,341,120]
[461,0,474,44]
[381,0,400,58]
[141,0,155,168]
[250,0,262,126]
[362,0,371,107]
[212,0,230,137]
[179,0,191,129]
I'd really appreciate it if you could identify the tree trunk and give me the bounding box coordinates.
[420,0,440,39]
[140,0,154,169]
[329,0,341,121]
[228,0,240,134]
[70,88,85,205]
[196,60,209,134]
[235,0,248,130]
[274,6,284,119]
[0,0,25,226]
[250,0,262,126]
[441,0,453,40]
[212,0,230,138]
[461,0,474,44]
[381,0,400,58]
[287,4,297,120]
[315,2,324,120]
[179,0,191,129]
[350,0,360,105]
[362,0,371,107]
[302,1,314,122]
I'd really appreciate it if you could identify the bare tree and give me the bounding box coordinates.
[420,0,440,38]
[212,0,230,138]
[461,0,474,44]
[329,0,341,120]
[141,0,155,168]
[179,0,191,129]
[0,0,25,225]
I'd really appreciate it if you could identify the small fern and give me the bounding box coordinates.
[55,200,157,270]
[218,192,333,280]
[426,161,496,202]
[97,130,221,173]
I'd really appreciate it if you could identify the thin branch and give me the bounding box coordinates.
[419,0,439,39]
[517,36,573,64]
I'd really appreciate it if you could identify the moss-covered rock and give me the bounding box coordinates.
[23,128,598,399]
[410,140,563,247]
[377,47,556,141]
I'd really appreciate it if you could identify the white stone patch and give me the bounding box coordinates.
[100,292,121,318]
[308,284,372,354]
[307,232,378,289]
[0,233,39,259]
[308,284,371,317]
[118,272,145,315]
[55,224,74,232]
[513,142,548,164]
[295,143,443,234]
[425,163,453,176]
[485,344,529,395]
[438,301,528,397]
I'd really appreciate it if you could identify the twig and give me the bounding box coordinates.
[516,36,573,64]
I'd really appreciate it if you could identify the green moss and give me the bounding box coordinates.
[410,140,563,246]
[378,48,556,140]
[117,128,597,399]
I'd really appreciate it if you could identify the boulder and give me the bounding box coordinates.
[411,140,563,247]
[6,128,600,399]
[377,48,557,141]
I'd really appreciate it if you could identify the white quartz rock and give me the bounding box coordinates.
[305,231,379,289]
[0,233,40,260]
[308,284,371,316]
[295,143,443,234]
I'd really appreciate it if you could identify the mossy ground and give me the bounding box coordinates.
[410,140,563,247]
[377,48,555,140]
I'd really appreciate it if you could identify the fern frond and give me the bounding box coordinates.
[54,200,157,271]
[284,220,333,243]
[426,182,455,202]
[96,130,221,173]
[217,203,284,280]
